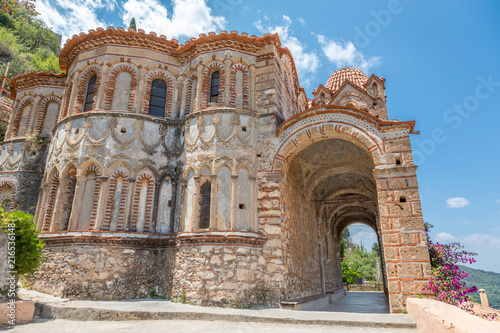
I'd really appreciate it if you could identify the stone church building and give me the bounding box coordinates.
[0,27,431,312]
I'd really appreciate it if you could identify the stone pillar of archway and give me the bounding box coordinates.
[374,165,431,313]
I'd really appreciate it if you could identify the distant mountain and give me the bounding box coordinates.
[459,265,500,310]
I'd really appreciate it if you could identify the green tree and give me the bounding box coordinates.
[340,227,350,258]
[0,0,38,19]
[372,242,379,256]
[129,17,137,30]
[12,16,61,53]
[342,260,361,284]
[0,207,45,276]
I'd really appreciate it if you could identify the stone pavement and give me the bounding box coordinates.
[9,289,416,332]
[6,319,418,332]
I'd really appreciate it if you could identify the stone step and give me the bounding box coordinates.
[21,289,416,329]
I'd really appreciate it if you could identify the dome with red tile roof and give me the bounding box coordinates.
[325,67,368,92]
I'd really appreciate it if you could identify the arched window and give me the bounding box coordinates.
[372,83,378,97]
[199,182,211,229]
[84,74,97,112]
[210,71,220,103]
[149,79,167,117]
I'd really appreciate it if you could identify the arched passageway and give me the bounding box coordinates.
[282,138,389,306]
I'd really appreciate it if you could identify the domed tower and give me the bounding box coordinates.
[312,67,388,120]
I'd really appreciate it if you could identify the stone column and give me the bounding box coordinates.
[134,67,148,113]
[192,176,201,231]
[67,175,86,231]
[34,184,48,229]
[230,174,238,230]
[50,177,70,231]
[67,77,79,115]
[249,176,256,231]
[123,177,136,231]
[177,180,186,232]
[170,181,178,233]
[175,75,185,119]
[95,64,110,110]
[94,176,109,230]
[28,96,42,134]
[151,180,162,233]
[223,59,232,106]
[195,65,204,110]
[209,174,217,230]
[249,65,256,111]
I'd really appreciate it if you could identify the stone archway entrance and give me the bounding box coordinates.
[281,138,389,307]
[273,108,431,313]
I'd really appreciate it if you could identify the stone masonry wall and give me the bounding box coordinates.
[24,243,175,300]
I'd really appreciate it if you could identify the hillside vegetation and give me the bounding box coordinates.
[0,10,62,92]
[460,265,500,310]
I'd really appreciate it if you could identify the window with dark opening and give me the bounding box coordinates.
[84,74,97,112]
[239,203,245,209]
[199,182,211,229]
[210,71,220,103]
[396,156,401,165]
[400,196,406,203]
[149,79,167,117]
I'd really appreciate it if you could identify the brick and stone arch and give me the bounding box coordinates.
[102,165,130,231]
[41,169,59,233]
[104,63,139,112]
[142,69,175,117]
[74,65,102,114]
[130,168,155,232]
[71,163,102,230]
[11,96,35,138]
[201,62,225,108]
[182,72,198,117]
[0,181,16,212]
[36,96,62,136]
[230,63,249,110]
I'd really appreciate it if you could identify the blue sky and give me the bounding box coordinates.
[36,0,500,272]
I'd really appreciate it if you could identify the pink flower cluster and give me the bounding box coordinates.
[423,223,497,320]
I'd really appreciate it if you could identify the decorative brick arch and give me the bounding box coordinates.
[201,62,225,108]
[35,96,62,133]
[0,181,16,212]
[41,171,59,232]
[142,69,175,117]
[130,169,155,233]
[103,63,139,112]
[102,167,129,231]
[271,109,384,176]
[11,96,35,138]
[230,63,249,110]
[77,164,102,230]
[183,72,198,116]
[74,65,102,114]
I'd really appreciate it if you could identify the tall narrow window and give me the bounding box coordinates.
[149,79,167,117]
[199,182,211,229]
[84,75,97,112]
[210,71,220,103]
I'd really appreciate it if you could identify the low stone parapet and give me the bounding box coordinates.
[407,298,500,333]
[280,289,346,311]
[0,300,35,325]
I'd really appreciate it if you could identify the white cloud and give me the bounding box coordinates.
[446,197,470,208]
[254,15,320,87]
[121,0,225,40]
[461,220,471,224]
[435,232,457,243]
[37,0,117,43]
[495,199,500,204]
[298,18,306,26]
[348,224,378,249]
[315,34,380,73]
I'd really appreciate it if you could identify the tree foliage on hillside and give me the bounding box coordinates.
[460,265,500,310]
[0,8,61,93]
[340,227,381,283]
